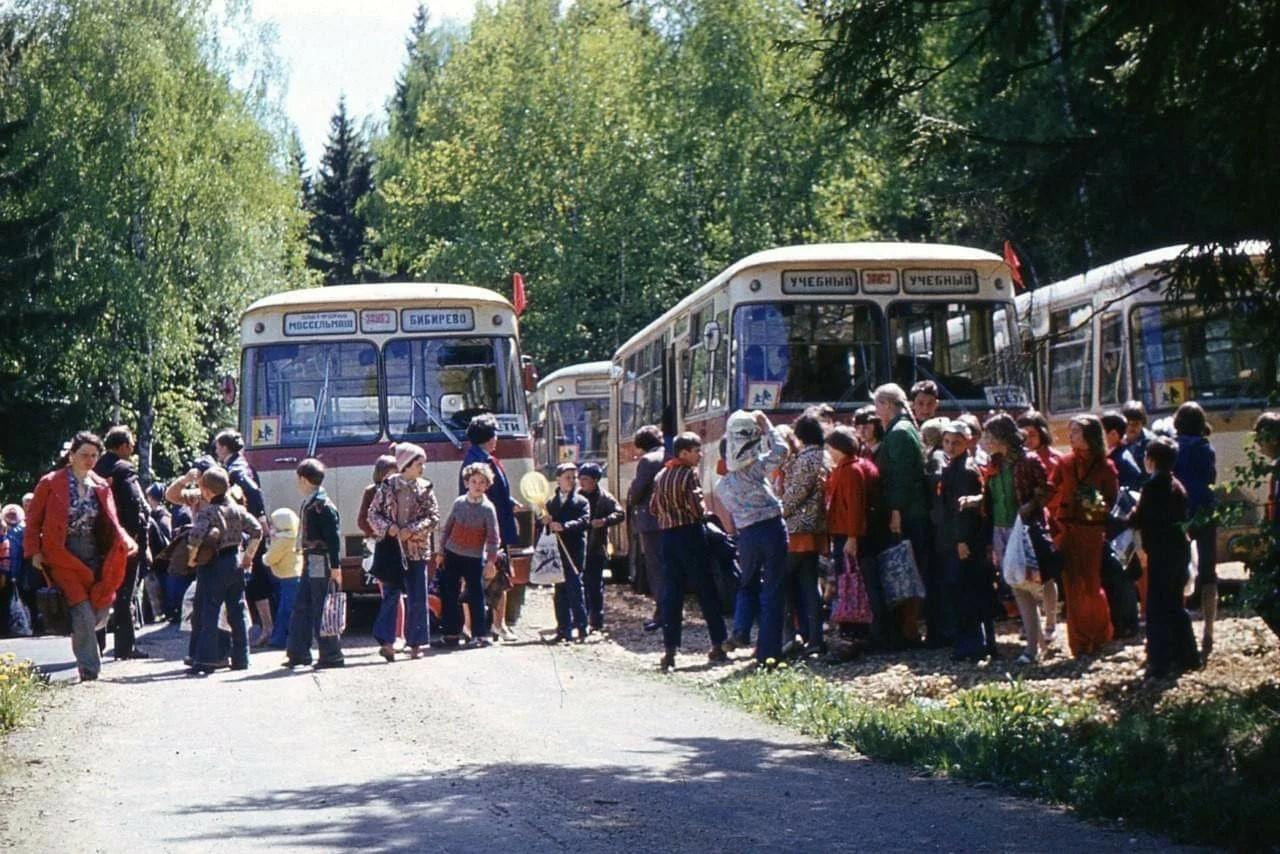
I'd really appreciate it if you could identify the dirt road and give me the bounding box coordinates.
[0,588,1169,852]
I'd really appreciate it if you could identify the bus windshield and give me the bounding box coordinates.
[385,336,526,439]
[547,397,609,463]
[734,302,884,410]
[242,341,382,447]
[1130,303,1275,410]
[887,301,1022,407]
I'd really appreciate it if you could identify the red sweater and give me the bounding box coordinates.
[826,457,867,538]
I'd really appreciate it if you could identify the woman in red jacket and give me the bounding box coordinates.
[25,432,136,682]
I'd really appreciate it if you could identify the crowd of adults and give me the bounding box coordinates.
[625,381,1280,677]
[3,391,1278,684]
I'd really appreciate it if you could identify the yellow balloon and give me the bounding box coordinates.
[519,470,552,508]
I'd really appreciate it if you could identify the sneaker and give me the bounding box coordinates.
[643,619,661,633]
[707,646,728,663]
[379,644,396,662]
[658,651,676,671]
[1015,652,1036,665]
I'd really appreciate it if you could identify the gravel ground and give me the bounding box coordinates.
[0,585,1190,852]
[596,583,1280,719]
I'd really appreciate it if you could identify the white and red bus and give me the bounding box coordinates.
[238,283,537,589]
[608,242,1027,572]
[1017,242,1274,565]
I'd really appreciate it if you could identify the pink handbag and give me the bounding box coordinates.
[831,553,872,625]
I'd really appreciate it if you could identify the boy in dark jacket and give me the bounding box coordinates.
[284,458,344,670]
[577,463,624,633]
[543,463,591,643]
[938,421,994,661]
[1128,436,1199,678]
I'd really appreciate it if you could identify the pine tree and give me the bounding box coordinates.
[306,97,376,284]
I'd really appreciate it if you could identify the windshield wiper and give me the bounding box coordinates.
[307,357,332,458]
[413,396,461,448]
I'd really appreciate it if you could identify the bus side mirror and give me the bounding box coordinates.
[522,356,539,392]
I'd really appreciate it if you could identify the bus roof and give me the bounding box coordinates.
[537,361,612,390]
[1025,242,1270,307]
[242,282,516,317]
[615,242,1007,358]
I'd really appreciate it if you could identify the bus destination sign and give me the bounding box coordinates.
[283,310,357,336]
[401,308,476,333]
[781,270,858,295]
[902,268,980,295]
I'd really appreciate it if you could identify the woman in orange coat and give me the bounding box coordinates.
[1049,415,1117,657]
[25,432,136,682]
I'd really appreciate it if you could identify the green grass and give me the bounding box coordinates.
[0,653,48,732]
[718,666,1280,847]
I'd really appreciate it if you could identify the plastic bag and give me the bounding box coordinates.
[320,583,346,637]
[8,593,33,637]
[1002,516,1041,591]
[879,540,926,606]
[831,553,872,624]
[529,531,565,586]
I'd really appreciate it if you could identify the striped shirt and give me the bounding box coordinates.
[649,463,705,530]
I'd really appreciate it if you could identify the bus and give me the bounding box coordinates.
[608,242,1028,573]
[238,283,538,591]
[1016,242,1275,563]
[530,361,612,477]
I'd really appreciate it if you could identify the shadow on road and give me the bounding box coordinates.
[161,735,1110,851]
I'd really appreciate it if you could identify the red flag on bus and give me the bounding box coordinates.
[512,272,527,316]
[1003,240,1025,291]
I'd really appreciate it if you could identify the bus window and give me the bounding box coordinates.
[621,345,663,434]
[888,302,1012,406]
[384,336,525,439]
[547,397,609,464]
[242,341,381,446]
[710,308,729,410]
[734,302,883,410]
[1099,310,1127,406]
[683,345,710,416]
[1048,304,1093,413]
[1129,302,1272,410]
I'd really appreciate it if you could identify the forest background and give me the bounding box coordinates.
[0,0,1276,492]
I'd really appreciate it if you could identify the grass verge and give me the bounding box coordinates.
[0,653,48,732]
[717,665,1280,847]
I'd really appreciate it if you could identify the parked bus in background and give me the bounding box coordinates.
[1017,242,1274,565]
[530,361,612,478]
[238,283,538,591]
[608,242,1028,574]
